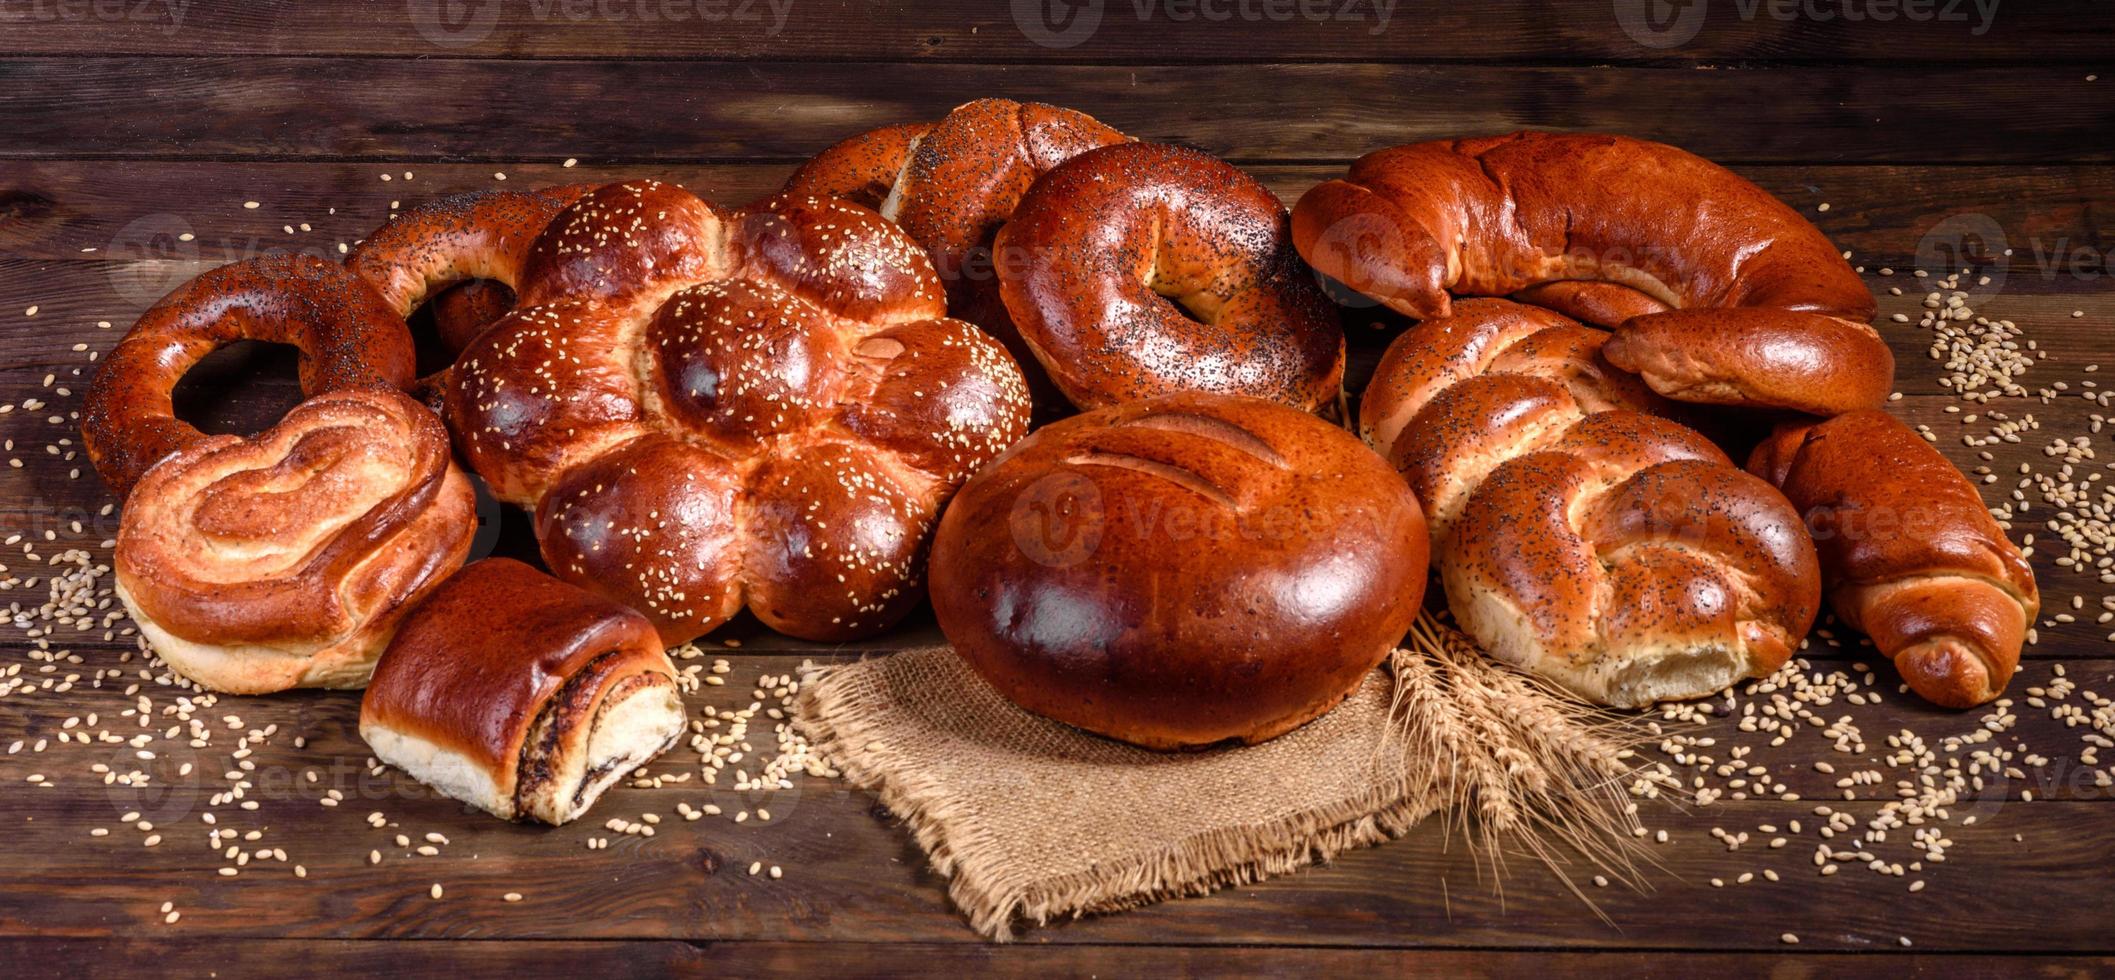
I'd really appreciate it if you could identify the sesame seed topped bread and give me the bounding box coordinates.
[437,180,1033,644]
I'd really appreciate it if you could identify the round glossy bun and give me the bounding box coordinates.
[928,392,1427,750]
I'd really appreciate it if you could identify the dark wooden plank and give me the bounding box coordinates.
[7,938,2108,978]
[7,160,2115,268]
[1,607,2112,952]
[3,61,2112,163]
[0,0,2098,63]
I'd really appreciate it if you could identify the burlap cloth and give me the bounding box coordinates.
[794,615,1639,940]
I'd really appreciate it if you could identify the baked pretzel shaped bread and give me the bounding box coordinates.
[1363,299,1819,706]
[82,254,416,500]
[346,184,594,353]
[441,181,1032,644]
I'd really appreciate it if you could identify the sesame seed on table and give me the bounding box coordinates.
[1,4,2113,976]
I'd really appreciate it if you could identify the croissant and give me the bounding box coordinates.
[1750,411,2040,707]
[360,559,686,825]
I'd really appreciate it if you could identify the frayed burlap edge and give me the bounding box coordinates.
[794,613,1647,941]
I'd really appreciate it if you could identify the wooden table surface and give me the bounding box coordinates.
[2,3,2112,976]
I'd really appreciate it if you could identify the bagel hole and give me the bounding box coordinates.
[171,340,303,437]
[410,279,516,373]
[1150,285,1218,327]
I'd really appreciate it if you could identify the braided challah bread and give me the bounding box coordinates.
[441,180,1032,644]
[1292,131,1895,416]
[1363,299,1820,706]
[995,142,1345,412]
[1750,411,2040,707]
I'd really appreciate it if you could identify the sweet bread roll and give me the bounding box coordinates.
[1750,411,2039,707]
[929,392,1428,749]
[114,388,476,693]
[360,558,686,825]
[1291,131,1892,415]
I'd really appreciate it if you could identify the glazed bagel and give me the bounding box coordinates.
[1750,411,2039,707]
[1292,132,1892,416]
[362,558,685,825]
[114,387,476,693]
[443,180,1031,644]
[929,392,1427,749]
[82,254,416,499]
[1363,299,1819,707]
[995,142,1345,412]
[347,185,593,353]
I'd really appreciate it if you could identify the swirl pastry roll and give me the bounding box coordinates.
[360,558,686,825]
[114,388,475,693]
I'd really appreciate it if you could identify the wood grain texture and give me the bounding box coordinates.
[1,3,2112,969]
[1,0,2104,63]
[10,939,2109,979]
[3,654,2112,950]
[3,61,2113,164]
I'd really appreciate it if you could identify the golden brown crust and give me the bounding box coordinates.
[1363,299,1819,706]
[994,142,1345,412]
[782,99,1127,404]
[81,254,416,499]
[442,181,1032,644]
[1748,410,2039,707]
[928,392,1428,749]
[1292,132,1887,414]
[114,388,476,693]
[346,185,594,347]
[360,558,672,795]
[1602,308,1895,416]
